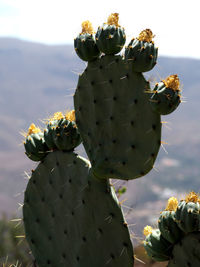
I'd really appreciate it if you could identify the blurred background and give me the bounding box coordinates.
[0,0,200,265]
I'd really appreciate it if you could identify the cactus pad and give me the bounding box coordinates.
[23,151,134,267]
[74,54,162,179]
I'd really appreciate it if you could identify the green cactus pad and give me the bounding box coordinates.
[168,232,200,267]
[125,29,158,72]
[74,54,161,180]
[158,210,184,244]
[143,228,172,262]
[95,13,126,55]
[24,124,48,161]
[23,151,134,267]
[150,75,181,115]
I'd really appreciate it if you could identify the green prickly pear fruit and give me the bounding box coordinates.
[44,112,64,150]
[23,151,134,267]
[24,123,48,161]
[158,197,184,244]
[150,75,181,115]
[95,13,126,55]
[44,110,81,151]
[175,191,200,233]
[53,110,81,151]
[125,29,158,72]
[143,226,172,262]
[168,232,200,267]
[74,20,100,62]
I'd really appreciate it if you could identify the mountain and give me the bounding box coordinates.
[0,38,200,242]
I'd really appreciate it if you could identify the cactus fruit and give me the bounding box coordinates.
[125,29,158,72]
[143,192,200,265]
[74,13,181,180]
[74,21,100,62]
[23,112,134,267]
[158,197,184,243]
[44,111,81,152]
[95,13,126,55]
[150,75,181,115]
[175,191,200,233]
[44,112,63,150]
[143,226,172,261]
[24,123,48,161]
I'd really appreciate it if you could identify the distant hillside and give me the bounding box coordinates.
[0,38,200,241]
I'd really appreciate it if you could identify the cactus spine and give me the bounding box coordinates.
[23,13,182,266]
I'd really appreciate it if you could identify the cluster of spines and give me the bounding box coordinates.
[143,191,200,262]
[23,110,81,161]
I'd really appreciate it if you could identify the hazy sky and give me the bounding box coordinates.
[0,0,199,58]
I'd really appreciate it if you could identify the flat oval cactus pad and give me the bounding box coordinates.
[74,55,161,180]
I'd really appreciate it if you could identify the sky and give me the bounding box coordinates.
[0,0,199,59]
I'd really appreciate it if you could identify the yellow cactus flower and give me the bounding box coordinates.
[185,191,199,203]
[138,29,154,43]
[27,123,41,136]
[163,75,180,91]
[65,110,75,122]
[165,197,178,211]
[81,20,94,34]
[107,13,119,27]
[143,225,153,236]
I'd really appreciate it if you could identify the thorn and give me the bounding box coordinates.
[105,257,112,265]
[24,171,31,179]
[71,70,82,76]
[10,218,22,222]
[105,60,115,68]
[120,246,126,256]
[105,215,112,223]
[122,204,134,211]
[144,157,152,165]
[14,221,22,228]
[134,255,145,264]
[153,165,159,172]
[127,223,136,227]
[120,76,128,80]
[15,235,25,238]
[161,141,168,145]
[119,198,128,205]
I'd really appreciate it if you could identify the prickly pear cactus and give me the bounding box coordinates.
[23,112,134,267]
[74,13,181,180]
[143,192,200,266]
